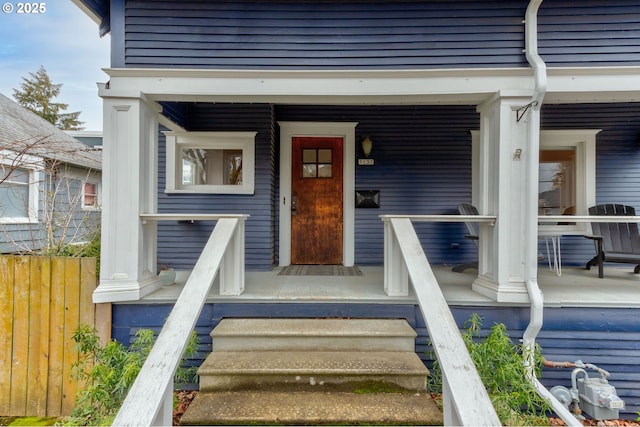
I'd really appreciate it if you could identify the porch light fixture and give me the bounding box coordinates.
[361,135,373,158]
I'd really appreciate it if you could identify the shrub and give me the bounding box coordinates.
[428,313,551,426]
[63,324,198,426]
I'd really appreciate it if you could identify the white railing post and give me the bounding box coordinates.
[151,379,174,427]
[442,374,462,426]
[383,218,409,296]
[220,217,246,295]
[383,216,501,426]
[112,216,244,427]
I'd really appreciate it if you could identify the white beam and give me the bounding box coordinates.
[99,66,640,105]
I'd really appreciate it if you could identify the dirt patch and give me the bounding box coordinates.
[549,417,639,426]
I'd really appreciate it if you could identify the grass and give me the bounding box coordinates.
[0,417,59,426]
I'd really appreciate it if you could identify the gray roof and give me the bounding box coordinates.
[0,93,101,170]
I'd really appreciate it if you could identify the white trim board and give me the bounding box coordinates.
[100,67,640,105]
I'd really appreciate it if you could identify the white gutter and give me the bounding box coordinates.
[521,2,582,426]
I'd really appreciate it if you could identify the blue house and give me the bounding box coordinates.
[74,0,640,422]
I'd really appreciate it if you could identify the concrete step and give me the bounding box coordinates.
[210,318,417,352]
[183,319,437,426]
[198,350,429,391]
[179,386,443,426]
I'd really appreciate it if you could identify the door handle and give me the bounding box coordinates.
[291,195,297,215]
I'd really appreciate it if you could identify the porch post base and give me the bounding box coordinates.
[472,275,530,303]
[93,273,163,303]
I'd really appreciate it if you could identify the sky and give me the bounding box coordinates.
[0,1,110,131]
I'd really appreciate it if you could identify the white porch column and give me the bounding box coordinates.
[472,93,536,303]
[93,91,162,303]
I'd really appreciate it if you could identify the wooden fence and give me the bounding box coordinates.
[0,256,110,417]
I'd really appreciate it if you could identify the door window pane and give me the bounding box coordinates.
[303,164,317,178]
[318,164,332,178]
[302,148,333,178]
[303,149,317,163]
[318,149,332,163]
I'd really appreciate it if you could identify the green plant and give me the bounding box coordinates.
[57,231,101,276]
[427,313,551,426]
[63,324,199,426]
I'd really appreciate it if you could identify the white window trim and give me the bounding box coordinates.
[471,129,600,235]
[82,180,102,211]
[0,151,42,224]
[164,131,257,194]
[538,130,600,235]
[57,166,103,211]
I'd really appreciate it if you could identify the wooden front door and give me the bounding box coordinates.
[291,137,343,264]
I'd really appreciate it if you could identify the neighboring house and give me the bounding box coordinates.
[66,130,103,149]
[0,93,102,254]
[75,0,640,418]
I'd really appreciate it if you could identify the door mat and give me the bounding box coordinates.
[278,265,364,276]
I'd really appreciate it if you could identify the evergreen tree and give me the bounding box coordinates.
[13,65,84,130]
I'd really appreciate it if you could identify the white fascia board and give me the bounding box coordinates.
[0,149,44,167]
[100,66,640,105]
[101,68,534,105]
[546,67,640,103]
[70,0,102,25]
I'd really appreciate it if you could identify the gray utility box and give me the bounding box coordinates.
[577,376,624,420]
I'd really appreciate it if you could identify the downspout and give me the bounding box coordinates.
[522,0,546,378]
[522,3,582,426]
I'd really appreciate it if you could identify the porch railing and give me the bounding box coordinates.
[112,215,248,426]
[382,216,500,426]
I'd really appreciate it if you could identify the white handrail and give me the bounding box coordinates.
[112,216,246,426]
[379,214,496,224]
[383,217,501,426]
[381,213,640,224]
[538,215,640,223]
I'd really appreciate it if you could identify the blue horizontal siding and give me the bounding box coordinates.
[116,0,640,70]
[275,104,478,267]
[112,302,640,419]
[538,2,640,67]
[158,102,640,270]
[123,0,529,69]
[156,103,275,271]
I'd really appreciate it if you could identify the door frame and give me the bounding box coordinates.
[278,121,357,267]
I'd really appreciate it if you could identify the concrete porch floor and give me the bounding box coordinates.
[140,265,640,308]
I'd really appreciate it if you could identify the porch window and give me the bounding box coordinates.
[538,130,599,235]
[164,131,256,194]
[471,129,599,235]
[0,165,39,224]
[538,149,575,217]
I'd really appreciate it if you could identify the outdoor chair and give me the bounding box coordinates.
[585,204,640,278]
[452,203,479,273]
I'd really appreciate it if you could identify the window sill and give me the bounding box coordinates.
[165,187,254,195]
[0,217,39,224]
